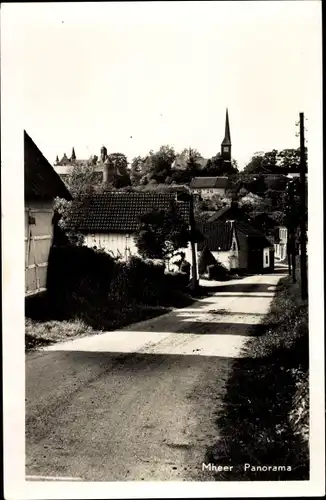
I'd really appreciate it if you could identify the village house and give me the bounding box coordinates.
[197,220,274,274]
[65,191,199,275]
[25,131,72,296]
[190,176,229,199]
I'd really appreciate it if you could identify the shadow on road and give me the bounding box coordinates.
[199,281,281,294]
[124,318,276,336]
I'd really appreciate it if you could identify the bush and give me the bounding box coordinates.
[26,244,194,327]
[45,245,117,318]
[109,255,166,305]
[164,271,189,291]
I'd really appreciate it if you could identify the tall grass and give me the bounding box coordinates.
[206,268,309,481]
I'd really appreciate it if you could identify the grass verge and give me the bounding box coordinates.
[205,271,309,481]
[25,304,172,352]
[25,289,196,352]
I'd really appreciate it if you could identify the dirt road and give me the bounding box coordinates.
[26,269,286,481]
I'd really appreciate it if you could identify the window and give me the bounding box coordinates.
[232,242,236,251]
[265,253,269,265]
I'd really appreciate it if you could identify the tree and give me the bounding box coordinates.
[135,204,191,261]
[146,145,176,184]
[243,148,304,176]
[277,148,302,174]
[64,161,99,199]
[130,145,176,186]
[242,153,265,175]
[106,153,131,188]
[238,192,270,215]
[202,153,239,177]
[53,197,85,246]
[177,148,202,165]
[130,155,148,185]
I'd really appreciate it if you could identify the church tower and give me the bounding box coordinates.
[221,108,231,162]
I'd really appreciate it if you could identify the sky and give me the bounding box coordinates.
[6,1,323,168]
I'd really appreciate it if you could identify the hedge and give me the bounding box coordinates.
[26,246,191,321]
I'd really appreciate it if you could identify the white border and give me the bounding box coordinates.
[1,2,324,498]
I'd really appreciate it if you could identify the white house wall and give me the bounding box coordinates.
[193,188,226,199]
[84,233,199,279]
[204,227,239,271]
[211,250,234,270]
[25,200,54,296]
[84,233,138,259]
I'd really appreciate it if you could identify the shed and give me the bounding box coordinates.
[197,220,274,274]
[25,131,72,295]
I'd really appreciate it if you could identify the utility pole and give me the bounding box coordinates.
[189,193,199,292]
[287,230,292,276]
[299,112,308,299]
[286,180,296,281]
[291,226,296,283]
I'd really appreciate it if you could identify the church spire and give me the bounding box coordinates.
[221,108,232,162]
[222,108,231,145]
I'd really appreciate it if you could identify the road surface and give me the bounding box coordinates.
[26,269,286,481]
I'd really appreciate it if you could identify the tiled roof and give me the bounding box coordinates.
[236,222,274,248]
[197,220,273,252]
[66,192,191,233]
[236,221,268,237]
[24,131,72,201]
[190,177,229,189]
[207,204,249,222]
[197,221,233,251]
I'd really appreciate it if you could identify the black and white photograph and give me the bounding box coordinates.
[2,1,324,498]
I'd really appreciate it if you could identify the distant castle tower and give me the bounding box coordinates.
[221,108,231,162]
[100,145,108,163]
[71,147,76,162]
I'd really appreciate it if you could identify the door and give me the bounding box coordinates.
[263,248,270,268]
